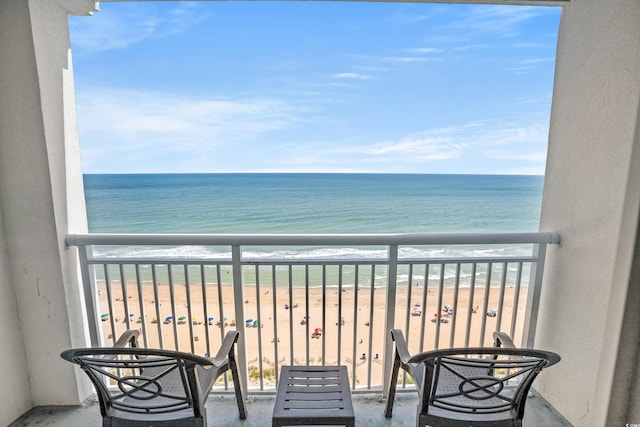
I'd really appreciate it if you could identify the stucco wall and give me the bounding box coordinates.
[538,0,640,425]
[0,2,40,424]
[0,201,31,427]
[0,0,94,421]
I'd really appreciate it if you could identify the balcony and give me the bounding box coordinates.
[7,232,574,426]
[12,392,571,426]
[63,232,559,394]
[2,2,640,426]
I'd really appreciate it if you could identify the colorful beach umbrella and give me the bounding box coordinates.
[178,316,186,321]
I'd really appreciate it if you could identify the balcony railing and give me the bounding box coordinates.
[66,232,560,394]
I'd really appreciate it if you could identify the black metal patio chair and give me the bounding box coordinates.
[384,329,560,427]
[61,330,247,426]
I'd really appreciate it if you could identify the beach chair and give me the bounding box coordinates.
[61,330,247,426]
[385,329,560,427]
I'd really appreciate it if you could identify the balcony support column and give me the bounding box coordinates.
[0,0,97,421]
[538,0,640,425]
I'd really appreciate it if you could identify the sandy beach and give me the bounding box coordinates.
[97,281,527,388]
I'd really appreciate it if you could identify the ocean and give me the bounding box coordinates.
[84,173,542,233]
[84,172,542,258]
[84,173,543,285]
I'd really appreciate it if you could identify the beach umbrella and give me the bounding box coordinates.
[246,319,253,324]
[101,313,109,320]
[208,317,214,322]
[178,316,186,321]
[314,328,323,333]
[165,316,173,321]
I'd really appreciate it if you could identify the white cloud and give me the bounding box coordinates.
[404,47,442,54]
[333,121,548,164]
[70,3,210,52]
[450,5,542,36]
[331,73,371,80]
[75,87,304,168]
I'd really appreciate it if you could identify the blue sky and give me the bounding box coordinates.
[69,2,561,175]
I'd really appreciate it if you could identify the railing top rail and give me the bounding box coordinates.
[66,232,560,247]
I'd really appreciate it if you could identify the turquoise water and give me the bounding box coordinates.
[84,173,543,285]
[84,173,542,234]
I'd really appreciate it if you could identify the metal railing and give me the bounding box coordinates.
[66,232,560,394]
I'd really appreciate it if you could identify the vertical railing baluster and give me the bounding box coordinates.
[510,262,524,340]
[231,245,248,393]
[135,264,148,348]
[185,264,195,354]
[216,266,225,342]
[104,264,116,345]
[496,262,508,334]
[522,244,547,348]
[479,263,493,347]
[321,265,327,366]
[78,245,100,346]
[351,265,359,389]
[216,265,229,390]
[382,244,398,398]
[337,264,343,365]
[201,265,211,357]
[464,263,478,348]
[255,265,264,390]
[288,265,294,364]
[434,264,445,350]
[272,265,279,388]
[404,263,414,345]
[305,265,310,366]
[418,263,430,353]
[168,264,179,351]
[151,265,163,349]
[366,265,375,389]
[450,263,461,348]
[119,264,131,331]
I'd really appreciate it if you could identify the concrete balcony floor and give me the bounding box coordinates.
[11,390,571,426]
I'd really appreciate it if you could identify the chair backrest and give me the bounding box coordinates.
[61,347,215,420]
[409,347,560,420]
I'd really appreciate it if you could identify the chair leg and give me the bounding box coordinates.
[230,360,247,419]
[384,354,401,418]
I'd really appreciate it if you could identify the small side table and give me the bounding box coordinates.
[272,365,355,427]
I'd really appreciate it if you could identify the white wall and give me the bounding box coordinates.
[0,0,95,422]
[0,201,31,427]
[538,0,640,425]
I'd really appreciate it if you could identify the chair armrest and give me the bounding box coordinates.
[493,331,517,349]
[211,331,239,366]
[390,329,412,364]
[113,330,140,349]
